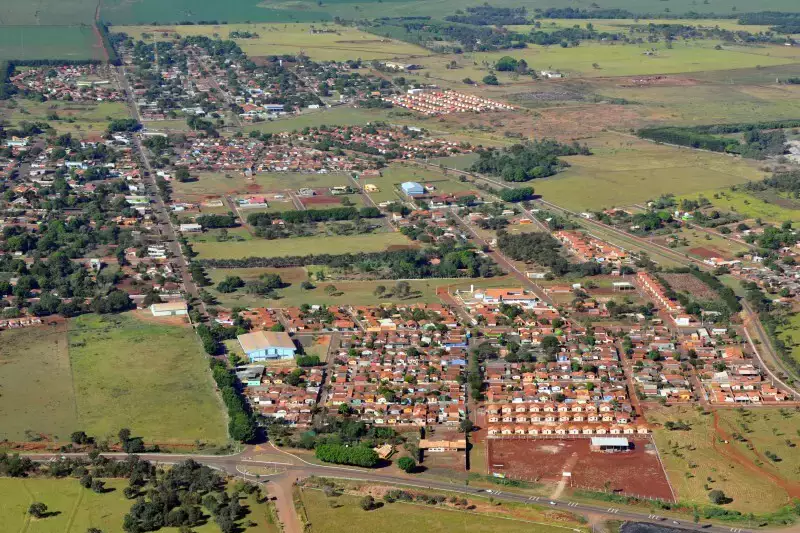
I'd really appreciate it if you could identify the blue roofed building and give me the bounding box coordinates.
[237,331,296,362]
[401,181,424,196]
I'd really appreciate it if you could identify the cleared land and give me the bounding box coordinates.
[68,312,228,444]
[193,232,415,259]
[487,437,674,501]
[173,171,353,200]
[298,487,586,533]
[647,406,790,513]
[114,23,430,61]
[0,477,278,533]
[0,25,101,61]
[0,322,79,442]
[532,134,766,211]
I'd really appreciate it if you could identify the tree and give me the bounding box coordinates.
[29,502,48,518]
[70,431,91,445]
[459,418,474,433]
[373,285,386,297]
[360,495,376,511]
[80,473,94,489]
[118,428,131,444]
[397,457,416,473]
[708,489,730,505]
[482,74,499,85]
[541,335,561,356]
[91,479,106,493]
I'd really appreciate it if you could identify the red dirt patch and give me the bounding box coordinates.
[687,246,723,259]
[487,437,674,501]
[301,195,341,206]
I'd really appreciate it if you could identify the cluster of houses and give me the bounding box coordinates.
[385,89,515,116]
[240,365,324,426]
[9,65,123,102]
[555,230,628,266]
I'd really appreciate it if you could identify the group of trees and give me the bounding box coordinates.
[248,206,380,227]
[497,231,603,277]
[195,213,238,228]
[499,187,535,203]
[209,359,258,443]
[315,443,379,467]
[470,140,590,182]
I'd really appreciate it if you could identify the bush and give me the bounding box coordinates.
[315,444,379,467]
[360,495,376,511]
[29,502,48,518]
[397,456,416,473]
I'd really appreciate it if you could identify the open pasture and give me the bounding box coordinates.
[0,477,278,533]
[0,25,101,61]
[2,100,130,135]
[298,486,586,533]
[243,107,398,135]
[0,0,96,25]
[101,0,329,25]
[0,322,79,442]
[68,312,228,445]
[487,437,674,501]
[647,406,790,513]
[532,134,765,211]
[172,171,353,201]
[678,189,800,224]
[114,22,430,61]
[193,231,415,259]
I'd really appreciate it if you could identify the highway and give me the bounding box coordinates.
[29,447,756,533]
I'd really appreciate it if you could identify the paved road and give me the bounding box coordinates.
[114,65,205,316]
[29,448,755,533]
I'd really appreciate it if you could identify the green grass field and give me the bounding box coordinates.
[647,406,789,513]
[0,477,278,533]
[678,189,800,224]
[2,100,130,135]
[193,231,415,259]
[102,0,329,25]
[717,407,800,485]
[778,313,800,367]
[206,266,484,307]
[114,22,430,61]
[0,323,79,441]
[0,25,102,61]
[0,0,96,25]
[532,134,766,211]
[68,312,228,444]
[243,107,396,135]
[298,487,587,533]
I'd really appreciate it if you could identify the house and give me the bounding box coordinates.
[238,331,296,362]
[540,70,563,79]
[150,301,188,317]
[401,181,424,197]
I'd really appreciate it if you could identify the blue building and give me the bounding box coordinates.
[237,331,296,362]
[401,181,424,196]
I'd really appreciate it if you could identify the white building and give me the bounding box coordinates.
[150,301,188,317]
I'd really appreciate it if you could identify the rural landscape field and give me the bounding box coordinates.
[0,0,799,533]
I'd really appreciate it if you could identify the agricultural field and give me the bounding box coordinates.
[647,406,790,513]
[192,231,415,259]
[531,134,766,211]
[68,312,228,445]
[297,486,588,533]
[717,407,800,485]
[0,0,96,26]
[678,189,800,224]
[0,25,102,62]
[1,100,130,135]
[0,322,79,442]
[101,0,329,25]
[0,477,278,533]
[114,23,431,61]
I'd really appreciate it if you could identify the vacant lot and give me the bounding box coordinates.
[717,407,800,485]
[678,189,799,224]
[533,134,765,211]
[0,322,79,442]
[68,312,228,444]
[647,406,789,513]
[660,273,718,301]
[0,477,278,533]
[298,487,586,533]
[115,22,430,61]
[0,25,101,61]
[172,171,353,201]
[487,437,674,501]
[3,100,129,135]
[193,232,414,259]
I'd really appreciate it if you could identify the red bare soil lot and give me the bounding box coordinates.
[487,438,674,501]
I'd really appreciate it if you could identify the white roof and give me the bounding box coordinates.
[590,437,629,447]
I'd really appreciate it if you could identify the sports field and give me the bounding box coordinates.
[647,406,789,513]
[114,23,430,61]
[0,26,102,61]
[193,232,415,259]
[532,134,765,211]
[298,487,587,533]
[0,477,278,533]
[68,312,228,444]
